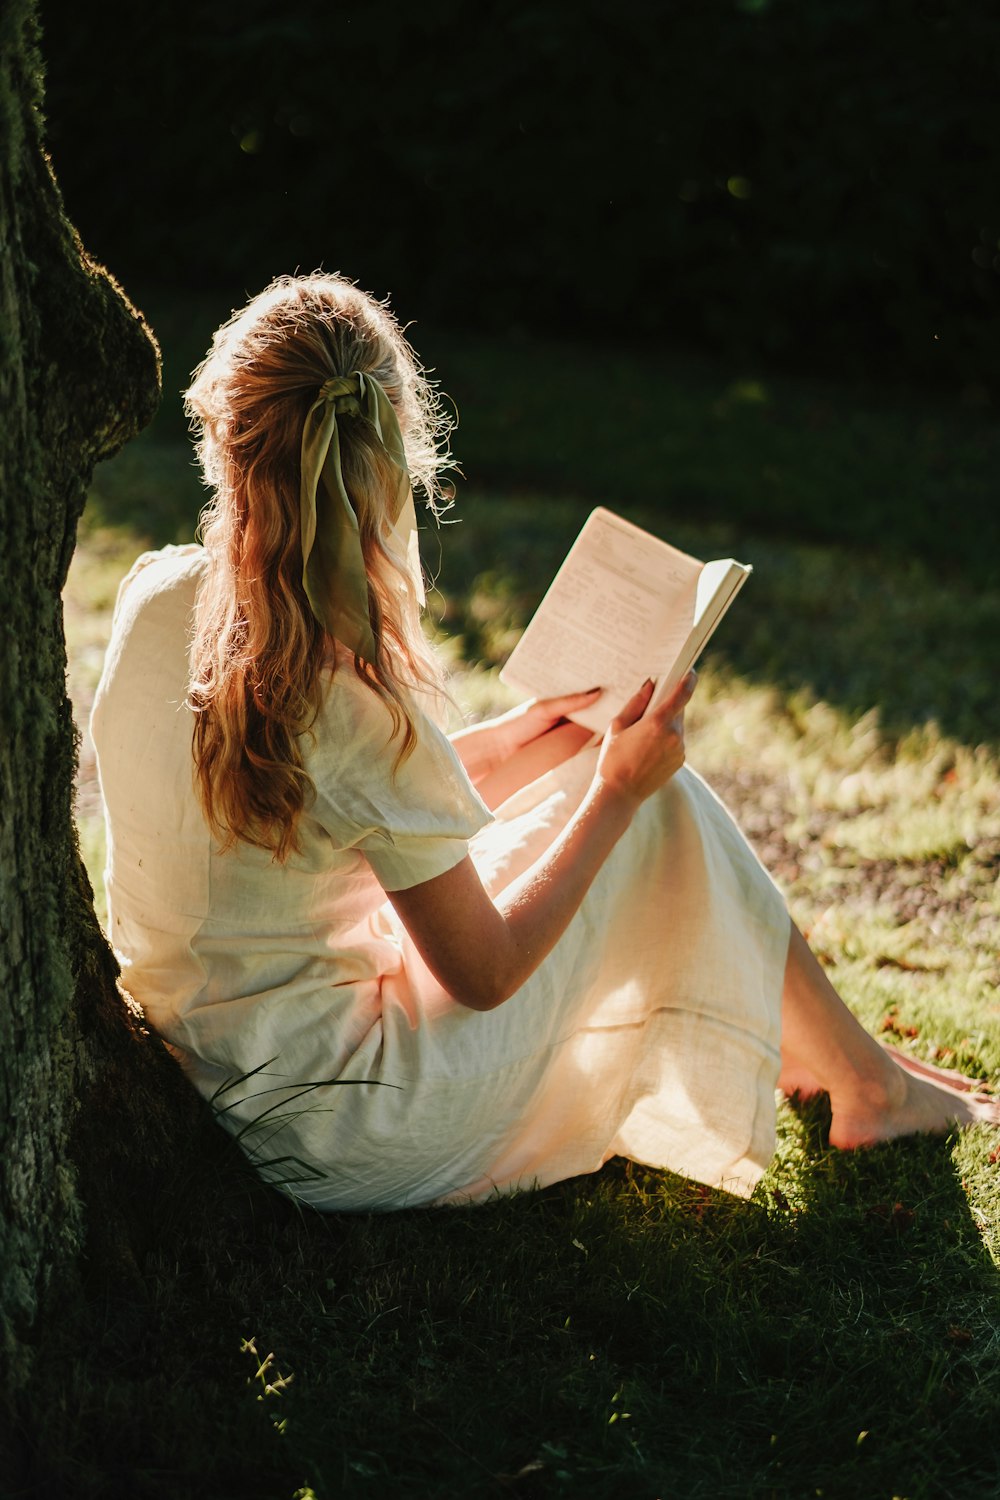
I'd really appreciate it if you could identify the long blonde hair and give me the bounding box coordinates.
[185,273,453,861]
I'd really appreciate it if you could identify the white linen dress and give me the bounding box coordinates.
[91,545,790,1211]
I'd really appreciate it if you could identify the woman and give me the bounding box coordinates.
[91,273,998,1211]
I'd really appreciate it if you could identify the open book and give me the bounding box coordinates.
[499,507,751,734]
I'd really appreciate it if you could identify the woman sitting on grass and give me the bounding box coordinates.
[91,273,998,1211]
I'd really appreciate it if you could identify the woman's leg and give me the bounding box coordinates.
[778,923,999,1146]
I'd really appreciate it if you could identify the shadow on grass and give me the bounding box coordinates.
[20,1102,999,1500]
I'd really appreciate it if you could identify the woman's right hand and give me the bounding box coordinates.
[392,668,699,1011]
[391,669,697,1011]
[594,671,697,810]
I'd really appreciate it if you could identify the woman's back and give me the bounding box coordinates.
[91,542,491,1111]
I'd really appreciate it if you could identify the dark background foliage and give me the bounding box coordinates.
[42,0,1000,393]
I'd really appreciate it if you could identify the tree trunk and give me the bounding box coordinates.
[0,0,208,1399]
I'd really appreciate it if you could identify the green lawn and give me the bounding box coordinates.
[52,311,1000,1500]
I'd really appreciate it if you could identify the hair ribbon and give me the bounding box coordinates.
[299,370,424,662]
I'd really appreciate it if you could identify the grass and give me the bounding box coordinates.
[49,309,1000,1500]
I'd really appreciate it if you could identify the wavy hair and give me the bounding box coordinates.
[184,273,454,861]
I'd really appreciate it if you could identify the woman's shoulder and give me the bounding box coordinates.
[97,545,207,699]
[92,548,206,743]
[113,543,207,619]
[308,667,493,885]
[313,664,433,762]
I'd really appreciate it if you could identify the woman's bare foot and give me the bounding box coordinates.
[782,1049,986,1104]
[829,1051,1000,1150]
[780,922,999,1149]
[777,1063,823,1099]
[884,1047,989,1095]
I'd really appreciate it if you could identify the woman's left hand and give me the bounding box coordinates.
[449,688,602,784]
[489,687,602,759]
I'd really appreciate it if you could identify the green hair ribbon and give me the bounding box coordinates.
[299,370,424,662]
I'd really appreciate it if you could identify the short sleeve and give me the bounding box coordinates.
[308,672,494,892]
[112,544,205,623]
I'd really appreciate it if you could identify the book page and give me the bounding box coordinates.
[500,509,703,733]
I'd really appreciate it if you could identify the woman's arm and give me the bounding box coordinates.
[389,673,696,1011]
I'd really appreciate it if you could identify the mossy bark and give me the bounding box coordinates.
[0,0,209,1397]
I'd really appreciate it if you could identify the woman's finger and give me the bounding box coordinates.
[610,678,655,731]
[531,686,603,717]
[653,670,698,719]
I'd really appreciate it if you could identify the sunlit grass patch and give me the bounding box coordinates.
[829,804,976,865]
